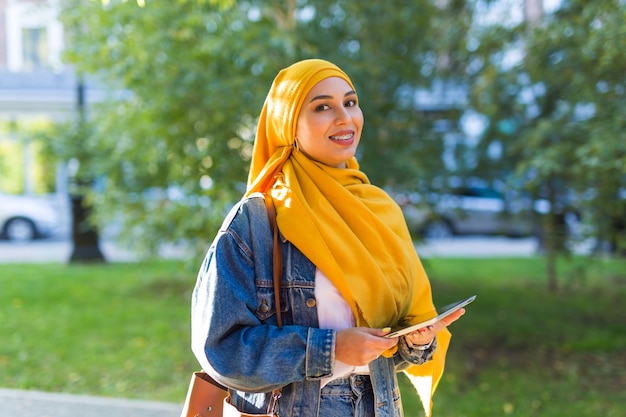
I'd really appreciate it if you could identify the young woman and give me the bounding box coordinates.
[191,59,464,417]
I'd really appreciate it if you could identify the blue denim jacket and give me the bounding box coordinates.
[191,193,435,417]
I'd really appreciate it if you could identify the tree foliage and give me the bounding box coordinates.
[58,0,473,256]
[468,0,626,287]
[57,0,626,270]
[469,0,626,210]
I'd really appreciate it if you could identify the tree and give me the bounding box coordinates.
[58,0,473,258]
[468,0,626,289]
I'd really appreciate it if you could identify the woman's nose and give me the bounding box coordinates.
[335,107,350,125]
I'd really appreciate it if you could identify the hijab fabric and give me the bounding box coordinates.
[245,59,451,416]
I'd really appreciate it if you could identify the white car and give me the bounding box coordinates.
[0,193,61,242]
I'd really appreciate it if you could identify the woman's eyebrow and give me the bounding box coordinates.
[309,90,357,102]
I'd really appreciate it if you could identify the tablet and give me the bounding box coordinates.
[384,295,476,338]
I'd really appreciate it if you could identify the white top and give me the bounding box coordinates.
[314,269,369,387]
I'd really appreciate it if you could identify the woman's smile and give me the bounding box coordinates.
[329,130,356,144]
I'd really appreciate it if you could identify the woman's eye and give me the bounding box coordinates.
[315,104,331,112]
[345,99,357,107]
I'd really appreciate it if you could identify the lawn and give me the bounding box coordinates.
[1,257,625,417]
[0,261,197,402]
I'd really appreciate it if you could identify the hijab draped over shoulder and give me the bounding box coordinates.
[245,59,451,415]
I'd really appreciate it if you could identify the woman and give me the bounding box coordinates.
[191,59,464,417]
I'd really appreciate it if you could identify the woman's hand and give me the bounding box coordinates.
[335,327,398,366]
[404,308,466,347]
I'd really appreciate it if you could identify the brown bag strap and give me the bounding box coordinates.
[264,194,283,328]
[263,194,283,414]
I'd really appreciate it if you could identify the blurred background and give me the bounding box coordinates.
[0,1,625,416]
[1,0,624,265]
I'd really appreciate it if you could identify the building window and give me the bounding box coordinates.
[22,27,49,71]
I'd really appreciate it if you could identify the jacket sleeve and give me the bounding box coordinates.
[191,198,334,393]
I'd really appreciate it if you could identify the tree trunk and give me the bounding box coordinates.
[69,194,105,263]
[544,210,558,293]
[543,179,568,293]
[524,0,543,27]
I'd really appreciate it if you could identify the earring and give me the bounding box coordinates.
[293,139,300,152]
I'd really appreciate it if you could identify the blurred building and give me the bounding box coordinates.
[0,0,81,236]
[0,0,69,196]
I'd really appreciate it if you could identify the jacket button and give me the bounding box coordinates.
[259,301,270,313]
[306,298,316,308]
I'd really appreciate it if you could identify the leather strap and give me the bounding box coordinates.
[263,194,283,414]
[264,194,283,328]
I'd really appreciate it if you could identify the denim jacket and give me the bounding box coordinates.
[191,193,436,417]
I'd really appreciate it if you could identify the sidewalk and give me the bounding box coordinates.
[0,388,182,417]
[0,239,189,264]
[0,235,540,264]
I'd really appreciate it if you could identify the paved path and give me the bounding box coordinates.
[0,389,181,417]
[416,236,538,257]
[0,236,540,264]
[0,239,188,264]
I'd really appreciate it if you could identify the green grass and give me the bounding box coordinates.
[0,261,198,402]
[401,256,626,417]
[1,257,625,417]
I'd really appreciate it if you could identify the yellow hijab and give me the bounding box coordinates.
[245,59,451,415]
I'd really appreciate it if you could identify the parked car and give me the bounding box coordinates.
[397,186,543,239]
[0,193,61,242]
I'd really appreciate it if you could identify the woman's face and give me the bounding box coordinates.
[295,77,363,168]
